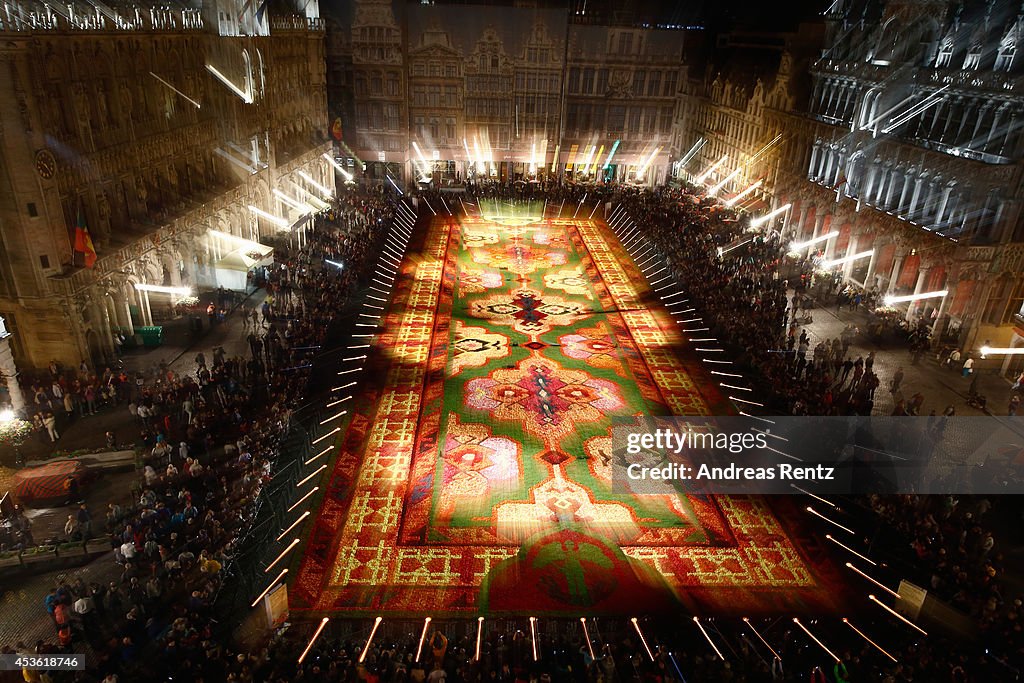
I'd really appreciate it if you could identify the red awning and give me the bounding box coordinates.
[11,460,87,503]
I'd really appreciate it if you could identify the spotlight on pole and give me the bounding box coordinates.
[843,618,898,662]
[580,618,595,661]
[869,595,928,635]
[298,617,330,665]
[806,506,856,534]
[251,569,288,607]
[475,617,484,661]
[742,618,781,661]
[631,618,655,662]
[693,617,725,661]
[793,618,840,662]
[416,617,432,662]
[264,538,300,573]
[529,617,539,661]
[846,562,901,598]
[359,617,384,663]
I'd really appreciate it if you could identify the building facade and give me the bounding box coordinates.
[776,0,1024,371]
[329,0,687,185]
[0,0,332,384]
[677,1,1024,372]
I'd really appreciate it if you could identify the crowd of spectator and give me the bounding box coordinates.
[0,187,395,682]
[1,181,1020,682]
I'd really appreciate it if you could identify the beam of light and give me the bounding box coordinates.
[297,170,333,198]
[475,617,484,661]
[821,249,874,269]
[134,284,191,296]
[293,185,330,211]
[325,397,352,408]
[882,86,950,133]
[415,617,432,662]
[718,238,753,256]
[264,538,300,573]
[724,179,763,206]
[843,619,898,662]
[789,231,839,252]
[636,146,661,180]
[580,144,597,174]
[746,133,783,165]
[807,506,855,534]
[312,427,340,446]
[980,345,1024,357]
[631,618,655,662]
[296,464,327,489]
[846,562,901,598]
[386,175,403,195]
[359,617,383,663]
[411,141,431,181]
[318,409,348,425]
[287,486,318,513]
[529,617,539,661]
[602,139,618,169]
[695,155,728,183]
[205,64,252,103]
[707,168,741,196]
[793,618,840,662]
[322,152,354,181]
[590,145,605,176]
[248,205,290,228]
[277,511,311,541]
[251,568,288,607]
[693,617,725,660]
[742,618,781,661]
[298,618,330,664]
[463,138,475,172]
[215,147,258,174]
[325,260,344,270]
[661,292,687,302]
[273,189,315,214]
[884,290,948,305]
[305,445,333,466]
[750,203,792,228]
[677,138,705,169]
[581,618,595,661]
[208,229,271,252]
[149,72,201,108]
[869,595,928,635]
[791,484,835,507]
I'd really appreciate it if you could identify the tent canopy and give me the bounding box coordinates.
[11,459,87,503]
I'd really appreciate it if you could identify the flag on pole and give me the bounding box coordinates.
[73,203,97,269]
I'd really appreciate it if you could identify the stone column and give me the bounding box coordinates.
[0,331,25,414]
[864,163,878,203]
[908,175,924,219]
[932,279,956,340]
[887,252,905,296]
[843,234,860,281]
[797,205,810,240]
[809,143,821,179]
[934,184,953,227]
[906,267,929,322]
[864,239,881,288]
[812,213,826,240]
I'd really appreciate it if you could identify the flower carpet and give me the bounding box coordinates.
[290,213,847,617]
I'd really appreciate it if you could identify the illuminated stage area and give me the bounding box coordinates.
[291,212,845,617]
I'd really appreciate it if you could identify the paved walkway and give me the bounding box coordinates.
[0,288,266,650]
[789,292,1014,417]
[13,289,265,463]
